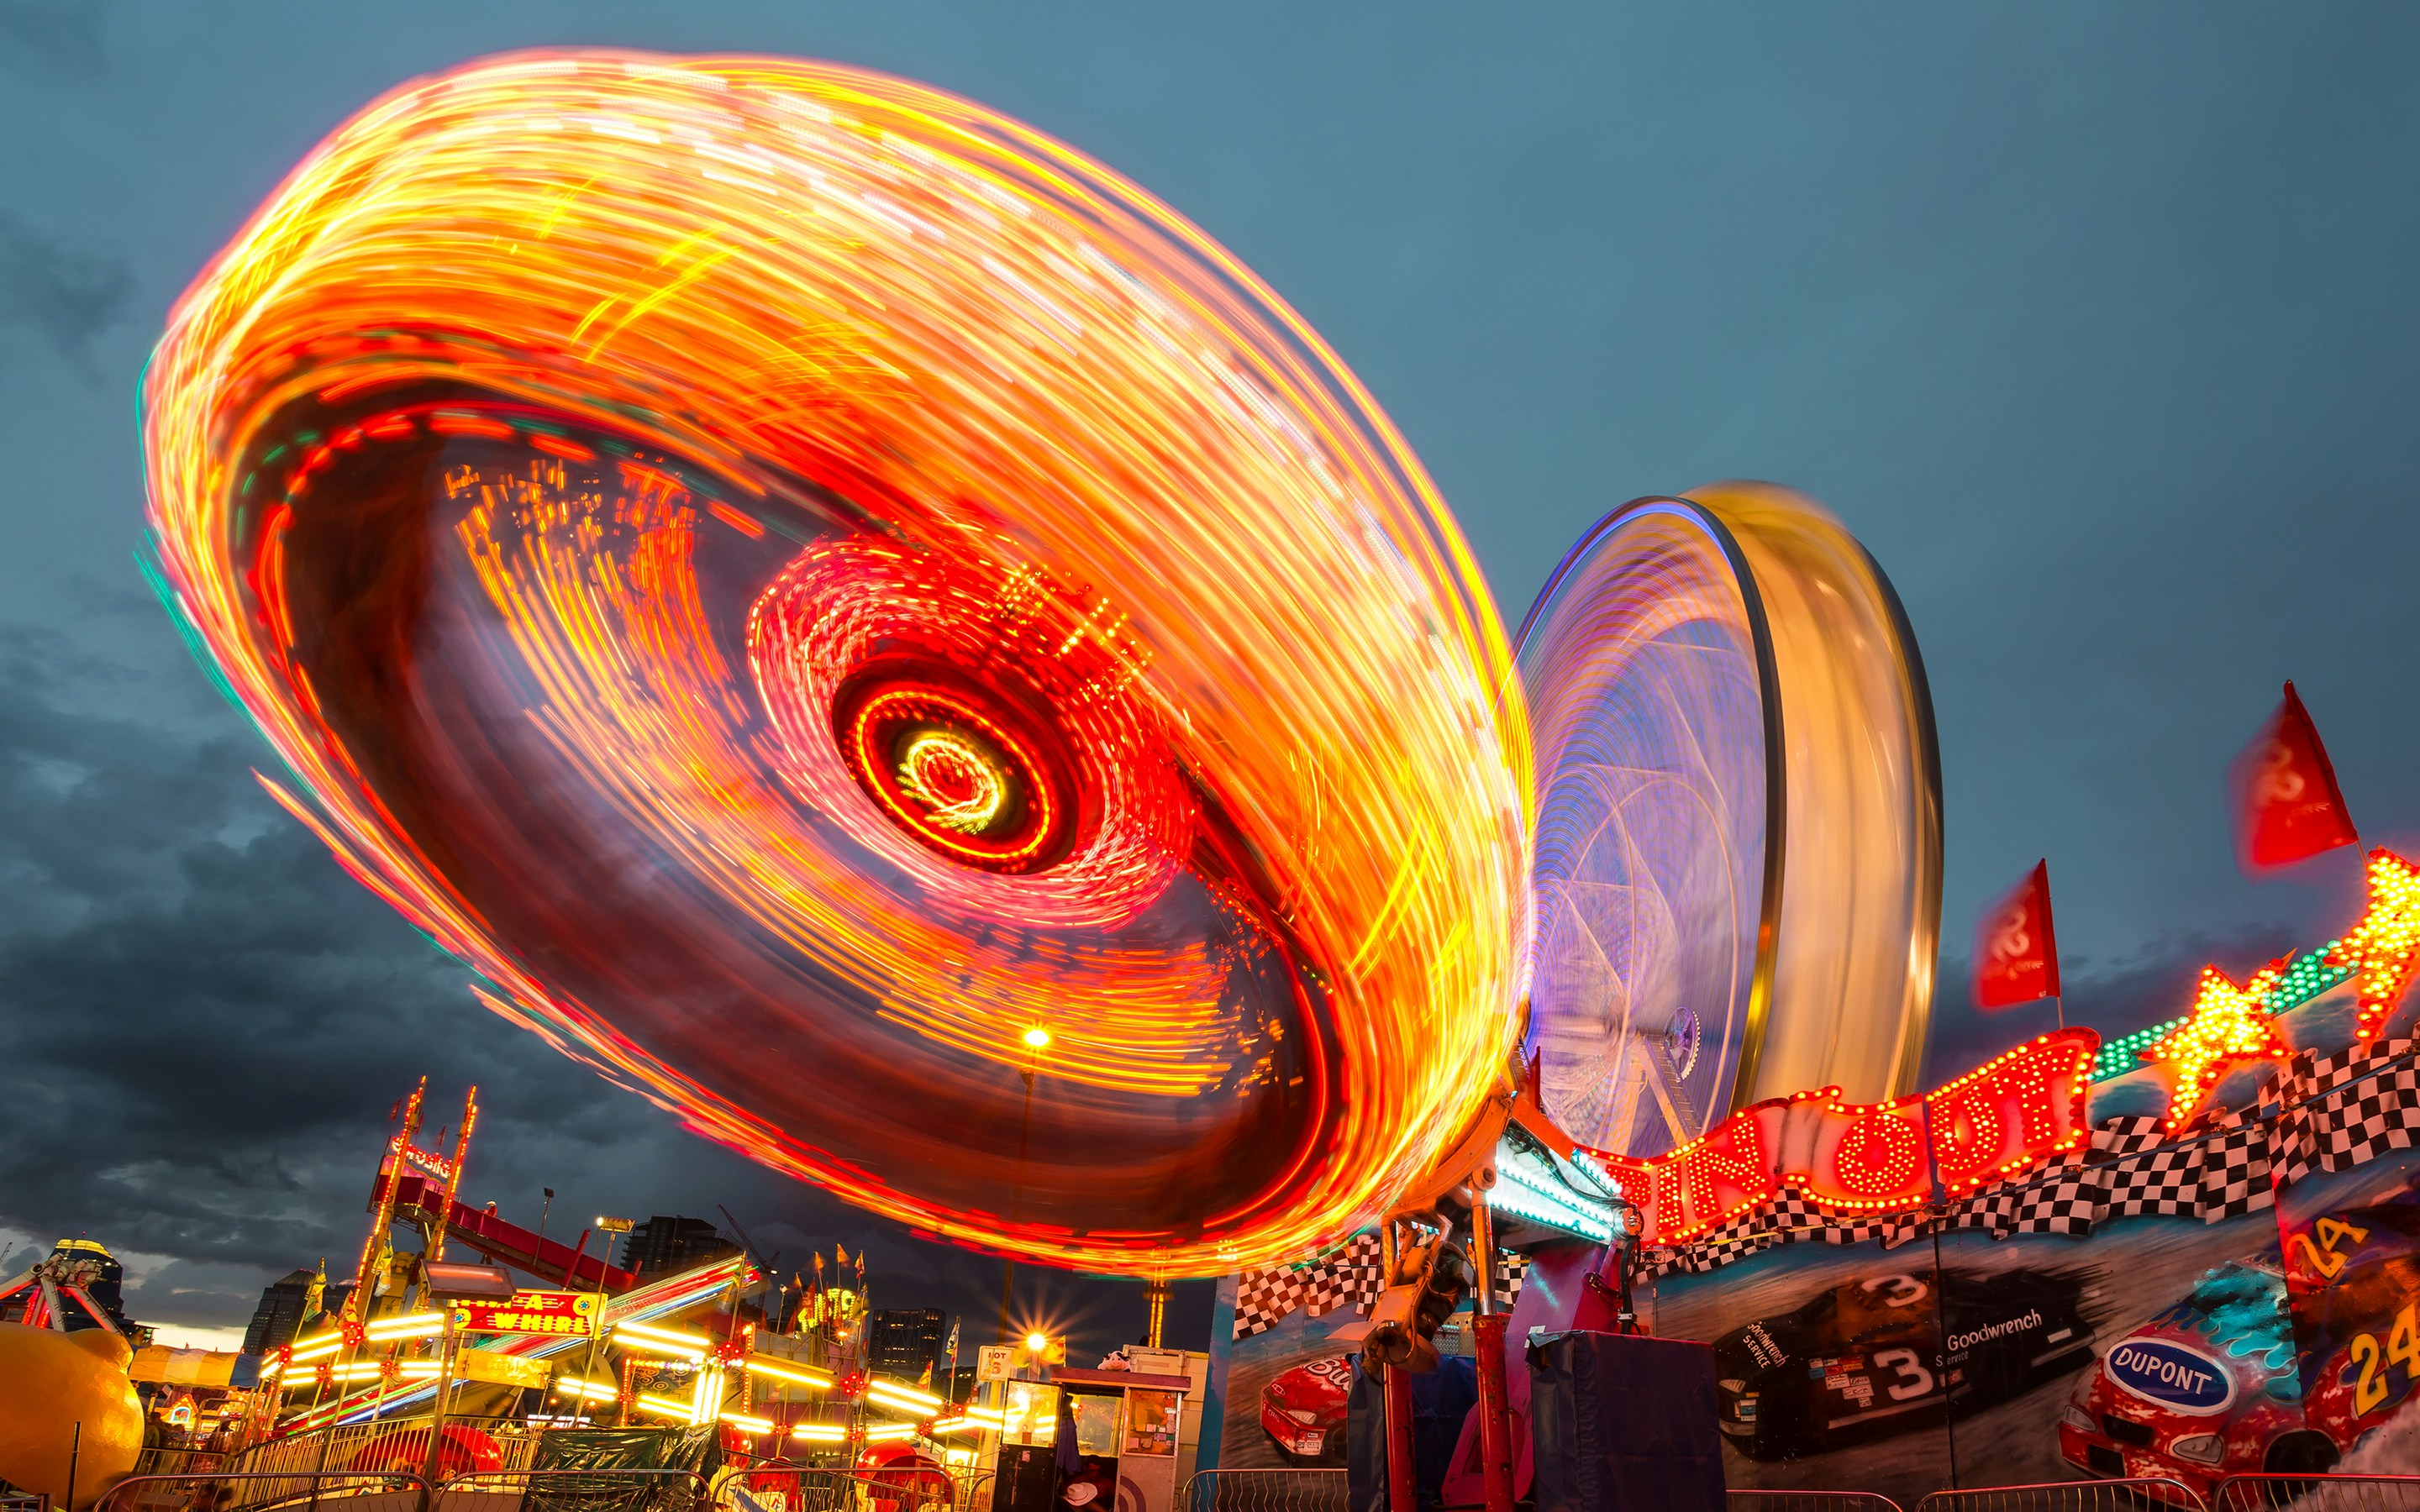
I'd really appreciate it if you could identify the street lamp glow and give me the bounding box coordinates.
[1022,1026,1052,1050]
[1024,1331,1050,1354]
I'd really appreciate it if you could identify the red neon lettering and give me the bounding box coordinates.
[1676,1116,1776,1234]
[1582,1027,2096,1246]
[1833,1107,1925,1200]
[1927,1084,2007,1189]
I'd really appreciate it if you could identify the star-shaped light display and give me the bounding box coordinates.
[2330,848,2420,1044]
[2155,959,2289,1130]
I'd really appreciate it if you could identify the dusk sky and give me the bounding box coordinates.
[2,3,2415,1353]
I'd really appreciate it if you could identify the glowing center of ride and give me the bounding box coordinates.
[835,678,1075,874]
[897,729,1012,835]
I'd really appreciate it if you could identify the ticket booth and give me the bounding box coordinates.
[1045,1367,1192,1512]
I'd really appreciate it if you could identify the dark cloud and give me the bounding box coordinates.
[0,1,107,76]
[0,210,131,365]
[0,617,1200,1352]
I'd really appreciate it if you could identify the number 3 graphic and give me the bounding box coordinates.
[1873,1348,1936,1401]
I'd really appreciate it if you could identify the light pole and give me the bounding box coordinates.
[997,1026,1050,1344]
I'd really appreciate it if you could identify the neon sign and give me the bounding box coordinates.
[1591,1027,2096,1245]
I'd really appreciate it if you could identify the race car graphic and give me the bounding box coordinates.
[2058,1258,2335,1503]
[1261,1356,1352,1463]
[1715,1268,2095,1460]
[2284,1181,2420,1458]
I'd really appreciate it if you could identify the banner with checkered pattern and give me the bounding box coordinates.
[1233,1231,1381,1339]
[1636,1040,2420,1280]
[1231,1233,1534,1339]
[1229,1044,2420,1298]
[2270,1037,2420,1188]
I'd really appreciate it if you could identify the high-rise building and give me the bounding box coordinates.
[618,1215,736,1278]
[868,1307,950,1384]
[242,1270,319,1355]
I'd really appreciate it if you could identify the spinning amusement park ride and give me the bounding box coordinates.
[123,45,1962,1427]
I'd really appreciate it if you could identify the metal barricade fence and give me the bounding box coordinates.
[96,1470,430,1512]
[937,1471,995,1512]
[437,1467,711,1512]
[711,1460,983,1512]
[224,1418,539,1509]
[1916,1480,2208,1512]
[2214,1476,2420,1512]
[1729,1492,1907,1512]
[1177,1468,1349,1512]
[713,1466,858,1512]
[130,1449,232,1482]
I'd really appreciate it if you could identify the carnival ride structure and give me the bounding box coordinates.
[1516,487,1942,1160]
[0,1251,145,1509]
[144,50,1531,1283]
[107,45,2040,1512]
[139,46,1947,1291]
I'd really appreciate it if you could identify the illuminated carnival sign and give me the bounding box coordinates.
[1591,1027,2096,1246]
[453,1289,600,1338]
[2335,848,2420,1043]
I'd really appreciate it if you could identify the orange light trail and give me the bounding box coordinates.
[142,51,1530,1275]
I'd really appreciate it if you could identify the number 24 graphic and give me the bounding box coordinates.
[2347,1304,2420,1417]
[2291,1216,2371,1278]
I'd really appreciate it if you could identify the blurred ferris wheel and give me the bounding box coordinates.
[1517,483,1944,1159]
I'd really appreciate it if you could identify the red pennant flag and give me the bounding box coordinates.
[1975,860,2061,1010]
[2231,681,2358,870]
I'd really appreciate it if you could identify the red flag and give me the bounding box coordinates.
[2231,681,2357,870]
[1975,860,2061,1010]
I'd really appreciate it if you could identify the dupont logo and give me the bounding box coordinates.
[2105,1338,2233,1415]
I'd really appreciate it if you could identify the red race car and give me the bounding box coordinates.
[2058,1259,2334,1504]
[1261,1356,1352,1463]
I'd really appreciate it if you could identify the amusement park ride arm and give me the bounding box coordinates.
[371,1170,638,1294]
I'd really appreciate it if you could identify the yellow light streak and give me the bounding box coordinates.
[744,1357,832,1389]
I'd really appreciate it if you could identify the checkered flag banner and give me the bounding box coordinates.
[2007,1170,2099,1236]
[2198,1113,2275,1222]
[1232,1231,1383,1340]
[1492,1251,1529,1310]
[1628,1047,2420,1281]
[2263,1037,2416,1116]
[2091,1116,2168,1158]
[2270,1041,2420,1189]
[1644,1201,1781,1278]
[2098,1141,2201,1219]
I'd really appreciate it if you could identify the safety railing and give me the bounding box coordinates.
[713,1462,981,1512]
[438,1467,710,1512]
[226,1417,540,1508]
[1915,1480,2207,1512]
[0,1494,51,1512]
[1728,1493,1907,1512]
[2215,1476,2420,1511]
[1179,1468,1349,1512]
[95,1469,429,1512]
[130,1448,234,1482]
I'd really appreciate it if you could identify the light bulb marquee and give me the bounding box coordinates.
[2080,848,2420,1131]
[1591,1028,2096,1246]
[2332,848,2420,1044]
[2150,961,2289,1131]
